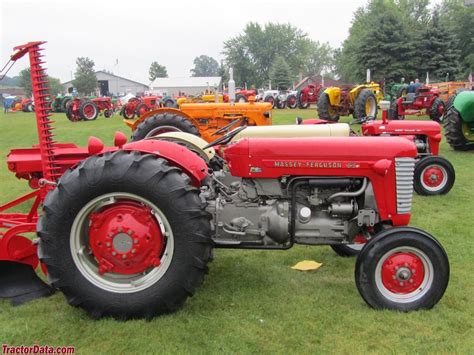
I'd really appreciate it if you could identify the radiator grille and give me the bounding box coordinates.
[395,157,416,214]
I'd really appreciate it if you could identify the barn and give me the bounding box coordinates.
[149,77,222,97]
[63,71,149,96]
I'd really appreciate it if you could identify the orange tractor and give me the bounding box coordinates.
[124,99,273,142]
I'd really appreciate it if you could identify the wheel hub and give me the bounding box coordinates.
[423,166,444,187]
[88,201,164,275]
[381,252,425,294]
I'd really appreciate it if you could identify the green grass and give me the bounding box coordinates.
[0,109,473,354]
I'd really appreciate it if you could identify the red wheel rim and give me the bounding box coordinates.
[88,201,164,275]
[289,97,296,106]
[139,106,148,116]
[422,165,446,189]
[83,104,95,119]
[125,105,135,117]
[381,251,425,294]
[437,104,444,116]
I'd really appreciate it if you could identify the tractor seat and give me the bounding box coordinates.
[402,93,416,104]
[231,123,351,142]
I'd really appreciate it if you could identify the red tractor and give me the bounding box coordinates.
[296,84,324,109]
[121,96,160,119]
[65,97,113,122]
[389,85,445,122]
[0,42,450,320]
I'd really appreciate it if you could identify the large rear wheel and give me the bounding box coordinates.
[354,89,378,120]
[79,101,99,121]
[429,98,445,123]
[317,93,339,122]
[131,113,200,141]
[286,94,297,109]
[355,228,449,311]
[297,91,310,109]
[443,107,474,151]
[38,151,212,320]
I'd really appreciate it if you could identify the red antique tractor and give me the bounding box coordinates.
[0,42,449,320]
[65,97,114,122]
[120,96,160,119]
[296,84,324,109]
[389,85,445,122]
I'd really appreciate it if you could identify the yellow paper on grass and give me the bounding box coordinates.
[291,260,323,271]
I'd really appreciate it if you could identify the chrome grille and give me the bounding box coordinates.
[395,157,416,214]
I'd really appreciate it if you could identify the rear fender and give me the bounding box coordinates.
[324,87,341,106]
[124,107,194,131]
[453,91,474,122]
[122,140,208,186]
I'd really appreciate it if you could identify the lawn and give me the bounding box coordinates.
[0,109,473,354]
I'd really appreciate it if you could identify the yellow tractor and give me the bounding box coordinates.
[317,82,385,121]
[124,100,273,143]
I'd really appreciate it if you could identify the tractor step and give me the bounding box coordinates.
[0,261,54,306]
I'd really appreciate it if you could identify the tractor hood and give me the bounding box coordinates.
[454,91,474,122]
[224,136,417,179]
[362,120,441,136]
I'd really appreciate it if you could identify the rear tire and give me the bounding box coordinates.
[443,108,474,151]
[135,103,149,117]
[297,91,310,109]
[317,93,339,122]
[355,228,449,311]
[429,98,445,123]
[131,113,200,141]
[61,97,71,112]
[331,243,365,257]
[414,156,455,196]
[235,94,247,103]
[79,101,99,121]
[389,100,402,120]
[264,95,275,108]
[38,151,212,320]
[354,89,378,120]
[275,97,286,109]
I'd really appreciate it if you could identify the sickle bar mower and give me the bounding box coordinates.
[0,42,59,303]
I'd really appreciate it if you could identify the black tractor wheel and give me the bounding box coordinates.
[275,97,286,109]
[317,93,339,122]
[286,94,298,109]
[443,107,474,151]
[414,156,455,196]
[445,94,457,110]
[103,109,113,118]
[131,113,200,141]
[38,151,212,320]
[135,103,149,117]
[122,104,136,120]
[61,97,71,112]
[354,89,378,120]
[264,95,275,108]
[79,101,99,121]
[355,227,449,311]
[388,100,403,120]
[429,98,445,123]
[235,94,247,103]
[297,91,310,109]
[164,98,177,108]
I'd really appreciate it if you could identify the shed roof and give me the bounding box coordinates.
[150,76,222,88]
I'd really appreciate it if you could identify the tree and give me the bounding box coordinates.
[269,57,292,90]
[48,76,64,95]
[222,22,329,87]
[303,41,335,77]
[73,57,97,95]
[18,68,32,96]
[149,62,168,81]
[218,60,230,87]
[191,55,219,76]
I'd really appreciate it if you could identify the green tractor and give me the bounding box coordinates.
[443,90,474,151]
[384,79,408,101]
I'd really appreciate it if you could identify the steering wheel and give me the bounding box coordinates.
[203,125,248,149]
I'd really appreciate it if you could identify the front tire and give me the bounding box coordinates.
[131,113,200,141]
[264,95,275,108]
[286,94,297,109]
[38,151,212,320]
[429,98,445,123]
[414,156,455,196]
[317,94,339,121]
[355,228,449,311]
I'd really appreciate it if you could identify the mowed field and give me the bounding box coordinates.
[0,109,473,354]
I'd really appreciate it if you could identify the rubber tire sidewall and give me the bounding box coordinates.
[414,156,455,196]
[131,113,200,141]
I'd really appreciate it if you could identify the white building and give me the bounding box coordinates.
[150,77,222,97]
[63,71,149,96]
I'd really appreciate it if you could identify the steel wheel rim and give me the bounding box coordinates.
[420,164,448,192]
[375,246,433,303]
[145,125,182,138]
[70,192,174,294]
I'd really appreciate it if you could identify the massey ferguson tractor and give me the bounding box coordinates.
[317,83,385,121]
[443,90,474,151]
[0,42,450,320]
[389,85,445,122]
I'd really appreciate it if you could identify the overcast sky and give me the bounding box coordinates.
[1,0,438,84]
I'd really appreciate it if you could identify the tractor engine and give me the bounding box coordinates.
[205,174,377,247]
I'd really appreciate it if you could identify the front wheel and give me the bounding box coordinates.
[286,94,297,109]
[264,95,275,108]
[414,156,455,196]
[355,228,449,311]
[38,151,212,320]
[429,98,445,123]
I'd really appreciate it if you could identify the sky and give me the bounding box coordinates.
[1,0,438,84]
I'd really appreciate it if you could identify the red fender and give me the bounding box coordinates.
[122,139,209,186]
